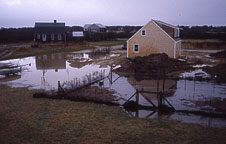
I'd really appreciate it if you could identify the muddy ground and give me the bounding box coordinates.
[1,84,226,144]
[116,53,191,79]
[1,40,226,143]
[34,86,118,105]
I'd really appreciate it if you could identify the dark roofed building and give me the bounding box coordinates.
[34,20,66,42]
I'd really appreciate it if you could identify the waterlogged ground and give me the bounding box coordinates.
[1,51,226,127]
[0,53,110,90]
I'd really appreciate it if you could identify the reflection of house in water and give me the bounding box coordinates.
[67,53,93,69]
[36,53,67,72]
[128,76,177,103]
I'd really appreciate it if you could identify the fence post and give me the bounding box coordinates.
[158,92,163,107]
[136,90,139,105]
[58,81,61,94]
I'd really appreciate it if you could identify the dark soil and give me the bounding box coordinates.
[117,53,191,79]
[210,50,226,58]
[204,63,226,83]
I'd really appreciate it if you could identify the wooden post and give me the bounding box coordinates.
[58,81,61,94]
[110,65,113,84]
[158,92,163,107]
[135,109,139,118]
[136,90,139,105]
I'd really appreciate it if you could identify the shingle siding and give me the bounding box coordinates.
[127,20,181,59]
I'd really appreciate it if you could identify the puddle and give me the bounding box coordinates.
[126,110,226,128]
[1,52,226,127]
[98,74,226,127]
[0,53,110,90]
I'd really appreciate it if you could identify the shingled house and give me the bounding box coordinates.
[127,20,182,59]
[34,20,66,42]
[84,24,106,33]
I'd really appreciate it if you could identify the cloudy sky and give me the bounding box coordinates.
[0,0,226,28]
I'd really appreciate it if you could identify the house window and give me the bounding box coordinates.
[37,34,40,39]
[141,30,146,36]
[174,29,179,38]
[51,34,55,41]
[58,34,62,40]
[133,44,139,53]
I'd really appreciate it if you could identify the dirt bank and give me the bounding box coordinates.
[34,86,118,105]
[1,84,226,144]
[209,50,226,58]
[116,53,191,79]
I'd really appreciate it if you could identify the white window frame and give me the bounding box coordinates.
[174,29,180,38]
[141,30,146,36]
[58,34,62,40]
[51,34,55,41]
[133,44,139,53]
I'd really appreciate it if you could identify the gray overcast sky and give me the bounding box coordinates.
[0,0,226,28]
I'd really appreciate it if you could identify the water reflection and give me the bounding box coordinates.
[127,109,226,128]
[1,52,226,127]
[0,53,109,90]
[100,73,226,127]
[36,54,67,72]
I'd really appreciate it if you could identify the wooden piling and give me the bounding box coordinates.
[158,92,163,107]
[136,90,139,105]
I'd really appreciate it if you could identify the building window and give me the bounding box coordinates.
[133,44,139,53]
[141,30,146,36]
[58,34,62,40]
[37,34,40,39]
[51,34,55,41]
[174,29,179,38]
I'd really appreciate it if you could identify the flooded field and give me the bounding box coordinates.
[1,51,226,127]
[0,53,110,90]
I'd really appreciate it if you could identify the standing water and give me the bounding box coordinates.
[0,53,110,90]
[1,52,226,127]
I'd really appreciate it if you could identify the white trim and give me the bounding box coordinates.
[174,42,176,59]
[133,44,139,53]
[42,34,46,42]
[127,41,129,58]
[152,20,175,42]
[141,30,146,36]
[176,40,182,56]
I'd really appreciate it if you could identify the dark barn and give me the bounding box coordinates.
[34,20,66,43]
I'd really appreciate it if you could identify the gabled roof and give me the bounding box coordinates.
[84,24,92,29]
[84,24,106,29]
[127,19,181,43]
[95,24,106,28]
[153,20,180,29]
[35,22,65,28]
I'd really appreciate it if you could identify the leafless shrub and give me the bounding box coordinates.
[61,70,106,91]
[90,47,111,56]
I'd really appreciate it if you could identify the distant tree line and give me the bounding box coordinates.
[84,26,142,41]
[0,28,34,43]
[0,25,225,43]
[180,26,226,40]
